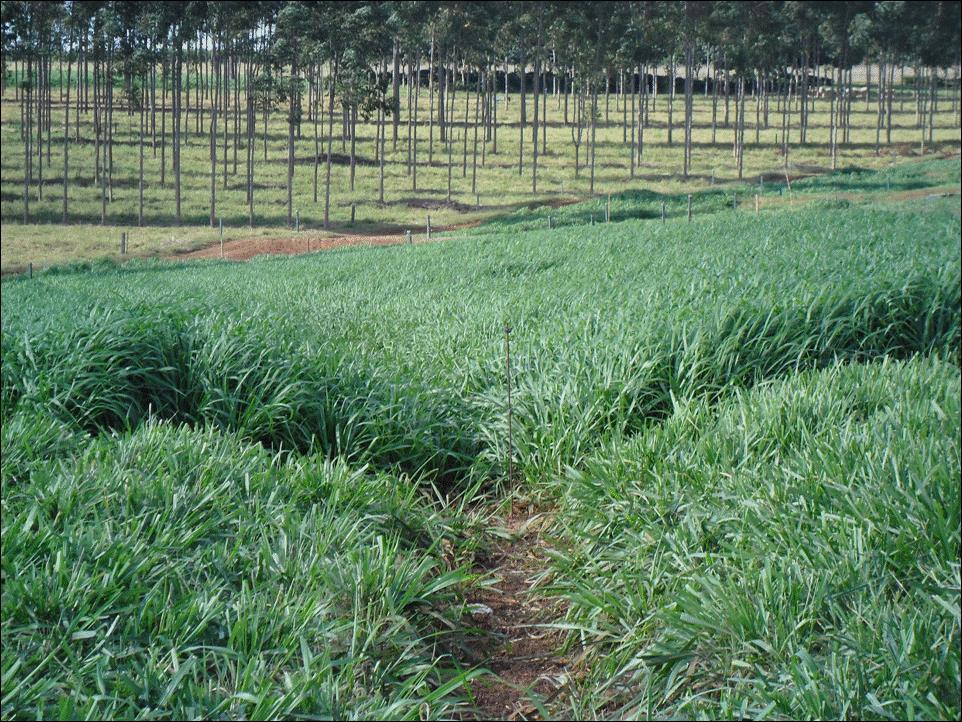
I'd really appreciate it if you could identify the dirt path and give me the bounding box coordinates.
[175,230,426,262]
[465,507,574,720]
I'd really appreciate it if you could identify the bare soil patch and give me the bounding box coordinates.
[174,231,415,261]
[464,507,574,720]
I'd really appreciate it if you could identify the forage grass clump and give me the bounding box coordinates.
[1,420,479,719]
[548,356,961,720]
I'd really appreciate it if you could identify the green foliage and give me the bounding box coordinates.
[548,356,961,719]
[2,197,959,486]
[1,420,478,719]
[1,171,959,719]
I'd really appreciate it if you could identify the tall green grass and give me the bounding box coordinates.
[1,417,480,719]
[3,198,958,485]
[547,356,961,720]
[1,175,960,719]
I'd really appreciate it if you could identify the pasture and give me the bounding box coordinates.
[2,157,960,719]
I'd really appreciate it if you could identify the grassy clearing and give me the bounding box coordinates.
[457,156,960,236]
[1,161,960,719]
[1,81,959,269]
[548,356,960,720]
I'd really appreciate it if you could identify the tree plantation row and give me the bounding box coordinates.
[2,0,961,232]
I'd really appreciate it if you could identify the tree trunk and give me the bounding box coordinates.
[472,69,481,194]
[639,64,646,163]
[519,52,525,176]
[23,53,31,223]
[63,44,72,223]
[532,55,539,193]
[392,40,400,149]
[324,57,338,226]
[667,55,674,145]
[683,44,693,178]
[247,58,254,226]
[828,66,841,170]
[629,65,636,178]
[590,84,597,194]
[134,70,143,226]
[413,55,420,191]
[211,47,219,228]
[462,62,469,177]
[161,51,167,186]
[428,31,435,164]
[379,57,387,204]
[542,64,547,154]
[723,54,730,127]
[174,42,182,225]
[711,63,718,143]
[349,102,357,191]
[737,77,746,179]
[886,61,895,144]
[314,64,321,202]
[36,53,43,202]
[407,58,413,175]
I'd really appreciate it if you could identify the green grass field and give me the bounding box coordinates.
[1,76,960,270]
[2,159,960,719]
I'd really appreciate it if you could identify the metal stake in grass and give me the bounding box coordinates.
[732,194,737,210]
[606,194,611,223]
[120,232,127,255]
[548,214,552,229]
[427,215,432,241]
[661,202,666,222]
[296,210,300,232]
[687,194,692,222]
[503,324,514,484]
[28,262,32,279]
[350,204,356,225]
[755,194,760,214]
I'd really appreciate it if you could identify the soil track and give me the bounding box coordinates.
[465,507,574,720]
[176,231,424,261]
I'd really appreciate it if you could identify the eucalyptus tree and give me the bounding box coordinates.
[614,2,664,177]
[554,1,620,195]
[3,0,37,221]
[274,1,308,226]
[678,2,712,178]
[502,2,556,192]
[912,0,961,145]
[816,2,872,168]
[388,1,433,192]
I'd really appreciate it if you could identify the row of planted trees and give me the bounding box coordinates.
[2,0,960,228]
